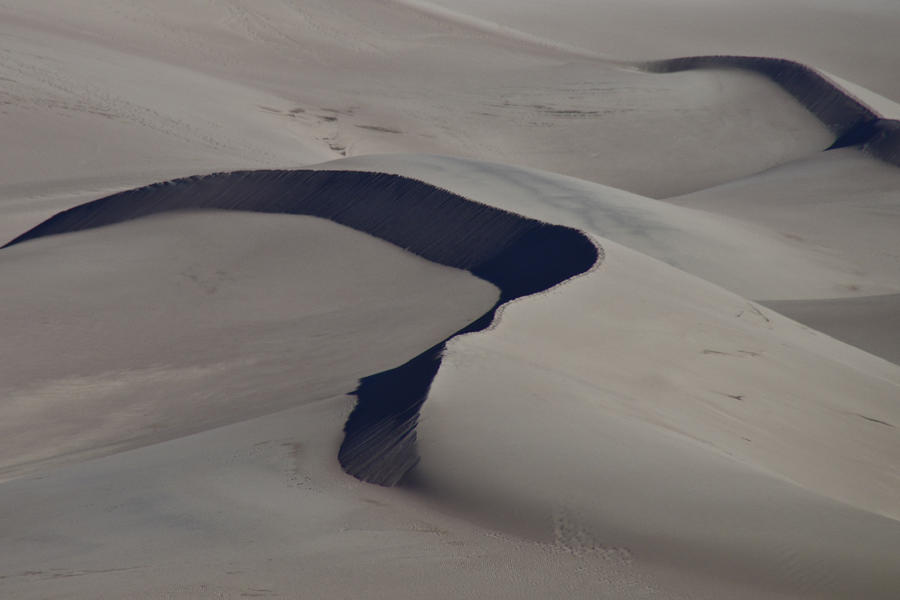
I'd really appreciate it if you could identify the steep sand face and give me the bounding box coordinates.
[0,383,677,600]
[0,210,499,479]
[420,0,900,101]
[3,199,898,599]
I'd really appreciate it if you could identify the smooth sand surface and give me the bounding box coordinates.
[419,0,900,101]
[0,210,498,480]
[316,153,900,300]
[2,1,900,598]
[0,167,599,487]
[0,390,673,600]
[763,293,900,365]
[668,148,900,293]
[3,202,898,599]
[0,0,837,202]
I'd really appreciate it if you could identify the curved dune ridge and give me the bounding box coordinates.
[3,169,600,486]
[643,55,900,165]
[4,2,900,597]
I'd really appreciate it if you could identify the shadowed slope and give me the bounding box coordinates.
[343,225,601,485]
[644,56,900,166]
[4,170,600,485]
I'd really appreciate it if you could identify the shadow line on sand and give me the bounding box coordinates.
[643,55,900,166]
[3,169,601,485]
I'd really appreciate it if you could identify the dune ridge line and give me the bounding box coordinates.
[3,169,601,485]
[643,55,900,166]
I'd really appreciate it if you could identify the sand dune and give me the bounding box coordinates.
[763,293,900,365]
[4,163,899,599]
[668,147,900,363]
[5,169,597,485]
[6,171,597,287]
[0,0,840,202]
[2,1,900,598]
[316,153,900,300]
[0,209,499,480]
[644,55,900,166]
[315,151,900,364]
[419,0,900,101]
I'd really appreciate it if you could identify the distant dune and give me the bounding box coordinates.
[644,55,900,165]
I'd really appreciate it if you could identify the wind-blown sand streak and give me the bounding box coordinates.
[4,170,600,485]
[644,56,900,166]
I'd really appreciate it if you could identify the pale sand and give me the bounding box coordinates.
[762,294,900,365]
[315,153,900,300]
[2,0,900,598]
[1,168,598,486]
[0,0,835,203]
[0,388,670,599]
[668,148,900,295]
[3,192,898,599]
[418,0,900,101]
[0,210,498,479]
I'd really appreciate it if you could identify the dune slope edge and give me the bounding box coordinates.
[4,170,600,485]
[644,55,900,166]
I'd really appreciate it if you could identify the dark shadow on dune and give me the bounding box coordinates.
[643,56,900,167]
[344,226,600,484]
[3,169,600,486]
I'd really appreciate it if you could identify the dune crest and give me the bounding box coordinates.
[5,170,600,485]
[3,2,900,597]
[644,55,900,165]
